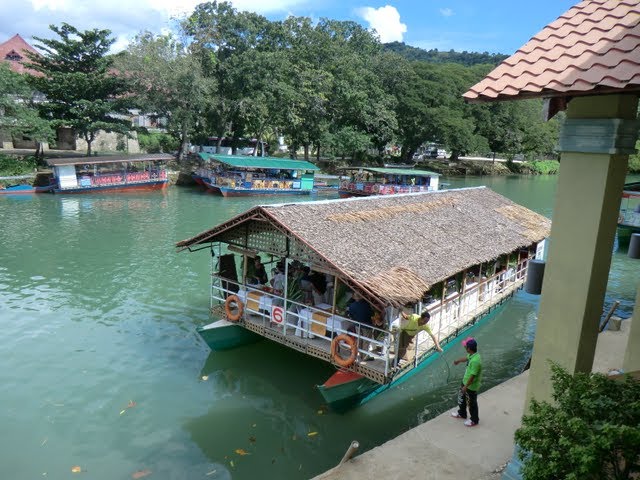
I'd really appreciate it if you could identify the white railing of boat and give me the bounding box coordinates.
[209,259,529,381]
[340,181,434,195]
[210,278,394,376]
[619,208,640,227]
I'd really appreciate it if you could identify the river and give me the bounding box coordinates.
[1,174,638,480]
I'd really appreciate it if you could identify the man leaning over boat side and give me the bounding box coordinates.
[395,310,443,364]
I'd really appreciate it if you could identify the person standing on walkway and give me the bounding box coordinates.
[451,337,482,427]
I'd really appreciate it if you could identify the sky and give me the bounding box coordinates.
[2,0,578,55]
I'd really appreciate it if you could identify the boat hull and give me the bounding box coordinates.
[197,319,262,351]
[338,189,372,199]
[0,184,53,194]
[53,180,167,194]
[317,371,379,413]
[218,186,312,197]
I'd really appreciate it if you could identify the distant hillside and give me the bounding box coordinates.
[383,41,508,66]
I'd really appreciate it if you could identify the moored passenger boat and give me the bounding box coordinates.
[618,181,640,243]
[0,184,53,194]
[176,187,550,411]
[198,153,319,196]
[47,154,172,194]
[339,167,439,198]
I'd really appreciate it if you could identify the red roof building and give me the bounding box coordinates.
[0,34,40,75]
[464,0,640,104]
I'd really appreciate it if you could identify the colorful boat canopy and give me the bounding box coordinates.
[199,153,319,171]
[345,167,439,177]
[46,154,174,166]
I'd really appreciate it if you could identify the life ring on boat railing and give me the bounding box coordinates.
[225,295,244,322]
[340,180,349,189]
[372,184,380,193]
[331,334,358,368]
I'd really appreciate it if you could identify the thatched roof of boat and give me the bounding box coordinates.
[177,187,551,306]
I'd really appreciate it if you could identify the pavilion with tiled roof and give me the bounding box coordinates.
[464,1,640,476]
[0,34,39,75]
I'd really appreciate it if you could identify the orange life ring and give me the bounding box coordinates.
[331,334,358,368]
[225,295,243,322]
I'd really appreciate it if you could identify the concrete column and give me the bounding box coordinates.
[525,94,639,407]
[623,285,640,372]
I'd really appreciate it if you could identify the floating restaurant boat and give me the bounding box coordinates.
[339,167,439,198]
[176,187,550,411]
[618,181,640,242]
[198,153,319,196]
[0,184,53,194]
[46,154,172,194]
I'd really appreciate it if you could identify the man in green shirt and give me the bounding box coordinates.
[396,310,443,363]
[451,337,482,426]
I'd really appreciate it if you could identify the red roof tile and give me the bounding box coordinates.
[0,34,40,75]
[464,0,640,102]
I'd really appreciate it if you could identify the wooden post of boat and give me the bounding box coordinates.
[458,269,467,320]
[331,277,338,318]
[599,300,620,332]
[242,254,248,287]
[338,440,359,466]
[283,260,289,334]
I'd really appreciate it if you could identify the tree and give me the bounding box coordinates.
[115,32,215,160]
[27,23,132,156]
[0,63,52,160]
[515,363,640,480]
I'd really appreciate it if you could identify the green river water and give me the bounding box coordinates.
[1,174,638,480]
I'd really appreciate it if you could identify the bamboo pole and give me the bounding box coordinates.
[599,300,620,333]
[338,441,359,466]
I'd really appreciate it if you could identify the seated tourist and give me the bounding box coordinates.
[248,256,268,285]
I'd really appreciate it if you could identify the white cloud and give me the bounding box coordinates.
[439,8,454,17]
[147,0,306,17]
[358,5,407,43]
[31,0,71,11]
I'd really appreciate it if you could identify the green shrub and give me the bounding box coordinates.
[138,132,178,153]
[522,160,560,174]
[515,363,640,480]
[0,154,37,177]
[629,151,640,173]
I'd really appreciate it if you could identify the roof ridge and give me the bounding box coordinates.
[262,186,488,209]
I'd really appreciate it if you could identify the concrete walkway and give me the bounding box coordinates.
[314,322,631,480]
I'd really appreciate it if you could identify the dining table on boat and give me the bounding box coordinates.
[236,287,274,313]
[294,303,352,339]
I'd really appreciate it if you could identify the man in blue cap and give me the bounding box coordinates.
[451,337,482,427]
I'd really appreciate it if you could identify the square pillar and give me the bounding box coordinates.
[525,94,639,407]
[623,285,640,372]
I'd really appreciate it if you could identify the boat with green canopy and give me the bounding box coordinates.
[339,167,440,198]
[198,153,319,197]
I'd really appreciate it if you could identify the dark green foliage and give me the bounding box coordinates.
[521,160,560,175]
[383,42,508,66]
[629,141,640,173]
[0,63,52,145]
[26,23,132,156]
[0,154,37,177]
[138,132,179,154]
[515,363,640,480]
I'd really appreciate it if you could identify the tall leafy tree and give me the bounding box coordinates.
[27,23,132,156]
[0,63,52,160]
[183,1,271,152]
[115,32,215,160]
